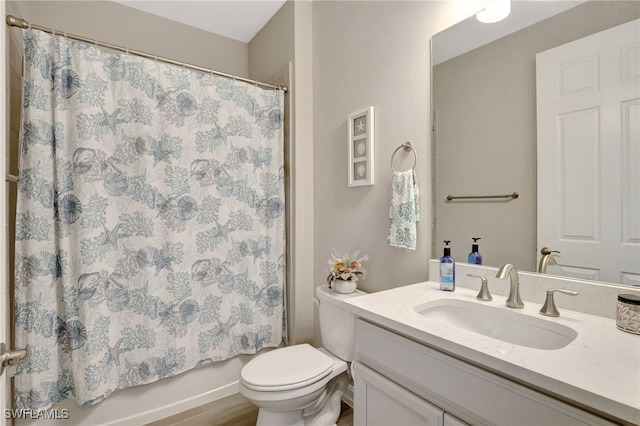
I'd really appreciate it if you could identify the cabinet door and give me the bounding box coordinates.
[444,413,469,426]
[354,362,444,426]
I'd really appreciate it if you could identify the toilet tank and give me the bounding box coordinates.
[315,284,367,362]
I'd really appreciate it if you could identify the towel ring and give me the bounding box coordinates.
[391,141,417,172]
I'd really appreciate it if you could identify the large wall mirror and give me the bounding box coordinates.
[432,0,639,287]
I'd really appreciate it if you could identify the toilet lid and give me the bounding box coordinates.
[241,344,334,391]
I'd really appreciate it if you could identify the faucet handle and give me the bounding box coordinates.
[467,274,492,302]
[540,289,578,317]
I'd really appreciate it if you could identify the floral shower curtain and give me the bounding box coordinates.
[14,29,285,410]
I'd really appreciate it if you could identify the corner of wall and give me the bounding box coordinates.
[291,0,314,345]
[248,0,315,345]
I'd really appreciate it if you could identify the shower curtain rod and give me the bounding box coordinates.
[5,15,288,93]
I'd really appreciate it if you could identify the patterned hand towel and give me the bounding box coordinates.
[388,169,420,250]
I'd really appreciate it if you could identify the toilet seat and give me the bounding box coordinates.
[241,344,335,392]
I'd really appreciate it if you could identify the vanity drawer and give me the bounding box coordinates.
[354,319,618,426]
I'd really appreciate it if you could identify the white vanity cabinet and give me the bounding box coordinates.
[353,319,618,426]
[354,362,453,426]
[443,414,470,426]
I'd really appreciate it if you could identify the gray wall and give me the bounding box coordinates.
[311,0,485,294]
[433,1,640,272]
[249,0,316,345]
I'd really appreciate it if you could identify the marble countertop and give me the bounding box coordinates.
[343,281,640,425]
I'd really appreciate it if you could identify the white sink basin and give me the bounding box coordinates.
[414,299,577,350]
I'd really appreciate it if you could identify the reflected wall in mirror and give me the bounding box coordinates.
[432,0,640,287]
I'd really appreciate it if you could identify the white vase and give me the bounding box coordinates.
[333,279,357,294]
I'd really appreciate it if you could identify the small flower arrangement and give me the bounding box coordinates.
[326,250,369,287]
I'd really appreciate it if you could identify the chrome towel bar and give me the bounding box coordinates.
[446,192,519,201]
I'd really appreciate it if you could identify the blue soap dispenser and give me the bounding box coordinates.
[468,237,483,265]
[440,240,455,291]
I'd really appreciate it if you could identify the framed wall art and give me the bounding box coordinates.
[348,106,375,187]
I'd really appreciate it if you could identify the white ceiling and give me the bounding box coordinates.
[114,0,591,51]
[113,0,287,43]
[432,0,588,65]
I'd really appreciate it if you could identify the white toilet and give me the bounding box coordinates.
[239,284,365,426]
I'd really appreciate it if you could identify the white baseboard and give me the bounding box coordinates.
[107,381,240,426]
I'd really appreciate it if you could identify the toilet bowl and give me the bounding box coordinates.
[239,285,365,426]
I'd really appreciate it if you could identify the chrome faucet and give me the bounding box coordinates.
[467,274,492,301]
[537,247,560,274]
[540,288,578,317]
[496,263,524,308]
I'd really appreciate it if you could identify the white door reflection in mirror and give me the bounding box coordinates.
[537,19,640,286]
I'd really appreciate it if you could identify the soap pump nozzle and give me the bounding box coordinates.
[471,237,481,252]
[468,237,483,265]
[443,240,451,256]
